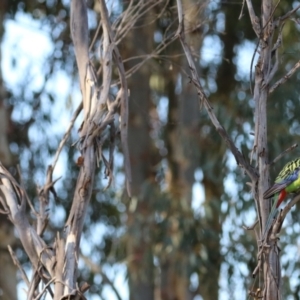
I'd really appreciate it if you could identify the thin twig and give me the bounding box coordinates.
[263,193,300,243]
[279,193,300,222]
[269,143,298,166]
[98,0,132,196]
[37,165,60,236]
[238,0,246,19]
[262,0,281,33]
[34,277,56,300]
[264,44,279,86]
[279,3,300,22]
[269,60,300,94]
[96,1,177,87]
[52,102,83,172]
[176,0,258,182]
[252,258,262,278]
[243,219,259,230]
[0,163,55,278]
[114,0,165,45]
[249,40,260,95]
[16,165,38,216]
[81,254,122,300]
[8,245,30,287]
[89,19,102,52]
[27,272,41,300]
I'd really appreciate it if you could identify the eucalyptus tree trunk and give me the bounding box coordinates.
[245,0,280,298]
[122,8,157,300]
[162,1,221,298]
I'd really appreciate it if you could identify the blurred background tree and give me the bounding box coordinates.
[1,0,300,299]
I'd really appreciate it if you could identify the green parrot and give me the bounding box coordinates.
[263,157,300,238]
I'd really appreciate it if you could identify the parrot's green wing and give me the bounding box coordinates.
[263,158,300,199]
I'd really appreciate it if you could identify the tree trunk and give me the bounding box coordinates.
[0,2,17,298]
[123,7,157,300]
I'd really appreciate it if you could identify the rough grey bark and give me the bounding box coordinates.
[246,0,281,298]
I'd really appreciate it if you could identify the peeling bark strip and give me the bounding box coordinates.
[96,0,132,196]
[63,0,132,297]
[70,0,90,119]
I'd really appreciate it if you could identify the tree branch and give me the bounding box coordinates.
[8,245,30,288]
[52,101,83,172]
[278,4,300,22]
[175,0,258,182]
[0,164,55,278]
[63,0,132,296]
[268,143,298,166]
[269,60,300,94]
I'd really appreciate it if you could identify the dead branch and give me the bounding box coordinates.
[256,195,300,296]
[175,0,258,182]
[243,219,259,230]
[102,1,178,88]
[81,254,122,300]
[92,0,133,197]
[8,245,30,288]
[37,165,56,236]
[268,143,298,166]
[63,0,132,296]
[114,0,165,46]
[272,193,300,237]
[269,60,300,94]
[0,163,55,278]
[27,273,42,300]
[238,0,246,20]
[63,0,98,294]
[278,4,300,22]
[52,102,83,171]
[34,277,56,300]
[16,165,38,217]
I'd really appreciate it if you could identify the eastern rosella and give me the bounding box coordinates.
[263,157,300,237]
